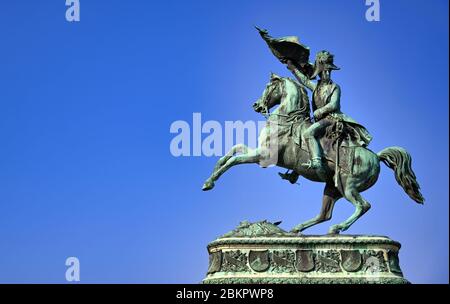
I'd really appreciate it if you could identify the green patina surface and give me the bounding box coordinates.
[201,27,424,284]
[203,221,409,284]
[202,27,424,235]
[203,277,410,284]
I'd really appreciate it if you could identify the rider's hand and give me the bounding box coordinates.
[286,60,296,71]
[314,110,323,121]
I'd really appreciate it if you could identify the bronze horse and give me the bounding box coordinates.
[202,73,424,234]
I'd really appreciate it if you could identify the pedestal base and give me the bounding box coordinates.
[203,221,409,284]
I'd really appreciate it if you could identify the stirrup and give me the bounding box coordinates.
[302,158,322,170]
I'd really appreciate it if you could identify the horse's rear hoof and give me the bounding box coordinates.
[327,228,341,235]
[202,181,215,191]
[289,228,302,235]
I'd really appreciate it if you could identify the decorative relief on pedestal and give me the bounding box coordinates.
[204,222,409,284]
[222,250,248,272]
[207,251,222,274]
[295,250,315,272]
[316,250,342,273]
[341,250,363,272]
[271,250,296,273]
[387,250,402,274]
[248,250,270,272]
[362,250,388,273]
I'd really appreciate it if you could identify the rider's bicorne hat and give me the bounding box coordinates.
[310,50,340,79]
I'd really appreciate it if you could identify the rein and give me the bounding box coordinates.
[262,78,310,125]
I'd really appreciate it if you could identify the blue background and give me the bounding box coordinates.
[0,0,448,283]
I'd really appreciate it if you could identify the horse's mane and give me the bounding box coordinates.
[282,77,311,117]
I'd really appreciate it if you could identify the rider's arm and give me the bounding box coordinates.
[291,68,316,91]
[286,60,316,91]
[316,85,341,117]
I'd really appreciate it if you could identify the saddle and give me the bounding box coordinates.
[273,114,369,176]
[296,118,366,176]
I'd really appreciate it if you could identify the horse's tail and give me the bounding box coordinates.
[377,146,424,204]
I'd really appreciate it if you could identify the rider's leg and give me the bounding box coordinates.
[302,119,332,169]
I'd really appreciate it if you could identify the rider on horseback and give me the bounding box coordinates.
[203,29,424,234]
[280,51,372,181]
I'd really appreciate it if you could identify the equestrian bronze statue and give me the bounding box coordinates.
[202,28,424,235]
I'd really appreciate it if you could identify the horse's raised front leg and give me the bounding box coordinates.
[202,146,260,191]
[291,183,342,234]
[213,144,249,173]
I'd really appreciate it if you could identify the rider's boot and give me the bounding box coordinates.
[303,137,324,171]
[278,170,300,184]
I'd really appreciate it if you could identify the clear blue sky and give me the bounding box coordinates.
[0,0,448,283]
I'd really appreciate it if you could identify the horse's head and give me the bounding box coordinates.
[253,72,284,115]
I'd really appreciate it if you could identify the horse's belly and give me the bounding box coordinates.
[296,160,335,182]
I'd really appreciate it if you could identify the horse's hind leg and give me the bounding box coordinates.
[328,179,371,234]
[291,183,342,234]
[202,147,259,191]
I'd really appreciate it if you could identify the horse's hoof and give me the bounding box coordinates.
[202,181,215,191]
[289,228,302,235]
[327,227,341,235]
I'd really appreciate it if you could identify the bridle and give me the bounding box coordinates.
[257,77,311,125]
[258,79,285,119]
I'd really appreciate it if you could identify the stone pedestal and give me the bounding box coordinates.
[203,221,409,284]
